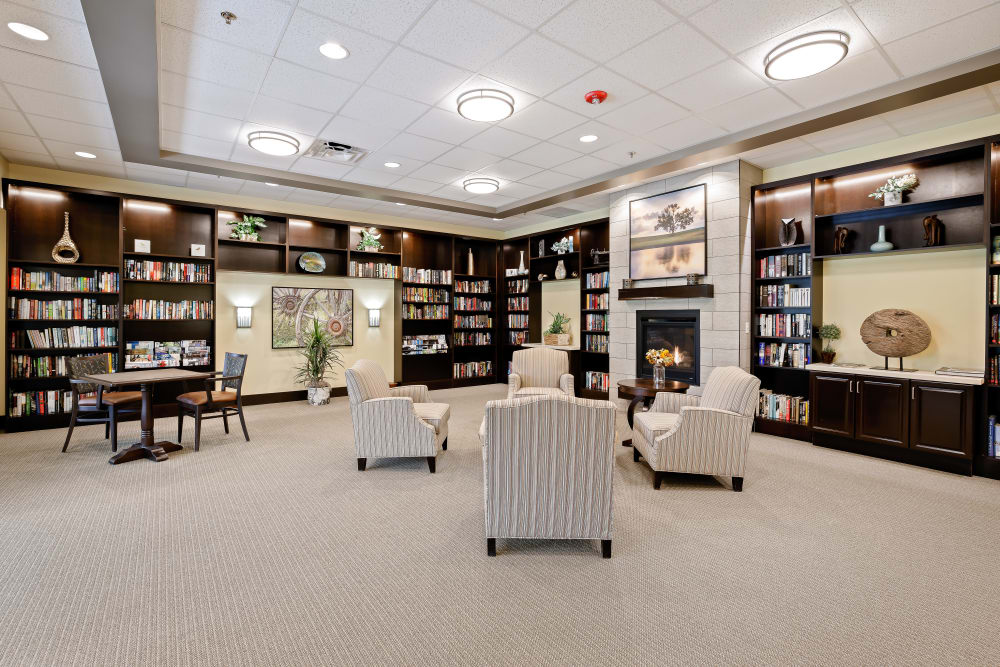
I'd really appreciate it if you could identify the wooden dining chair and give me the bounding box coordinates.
[62,355,141,453]
[176,353,249,451]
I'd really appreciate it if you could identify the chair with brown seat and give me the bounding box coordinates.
[62,355,141,453]
[176,352,249,451]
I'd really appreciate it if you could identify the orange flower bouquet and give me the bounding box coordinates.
[645,348,675,386]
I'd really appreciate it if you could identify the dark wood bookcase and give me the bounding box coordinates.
[980,138,1000,480]
[579,219,610,399]
[452,238,498,387]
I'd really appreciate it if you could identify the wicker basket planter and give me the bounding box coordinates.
[544,333,571,346]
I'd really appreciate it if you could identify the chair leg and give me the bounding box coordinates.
[633,447,640,462]
[237,405,249,442]
[109,406,118,453]
[194,407,202,452]
[104,421,109,440]
[357,458,367,471]
[654,471,664,490]
[427,456,436,473]
[487,538,496,557]
[222,409,229,434]
[601,539,612,559]
[442,437,447,451]
[61,405,78,453]
[733,476,743,492]
[177,409,184,442]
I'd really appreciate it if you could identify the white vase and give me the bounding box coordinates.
[467,248,474,275]
[883,190,903,206]
[518,250,526,274]
[307,384,331,406]
[554,259,566,280]
[870,225,894,252]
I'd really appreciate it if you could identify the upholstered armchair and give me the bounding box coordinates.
[507,347,575,398]
[479,394,616,558]
[631,366,761,491]
[345,359,450,473]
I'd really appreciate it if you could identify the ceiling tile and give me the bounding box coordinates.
[408,162,469,184]
[365,47,470,106]
[462,126,538,157]
[483,0,574,28]
[160,104,243,142]
[12,0,86,21]
[853,0,994,43]
[540,0,676,62]
[159,72,253,118]
[247,96,332,136]
[436,74,537,115]
[41,139,121,163]
[499,99,586,140]
[28,115,119,150]
[597,94,687,134]
[511,141,582,168]
[408,108,485,144]
[689,0,841,54]
[476,159,541,181]
[339,87,429,130]
[284,188,339,205]
[185,173,247,194]
[159,25,271,92]
[880,88,997,136]
[275,9,394,83]
[607,23,726,90]
[591,137,666,165]
[545,67,648,119]
[297,0,435,41]
[777,49,897,108]
[342,167,401,187]
[55,159,126,179]
[0,47,106,102]
[434,146,499,171]
[0,130,45,153]
[158,0,293,54]
[0,3,98,67]
[517,169,577,190]
[318,115,398,151]
[0,108,32,135]
[494,181,543,199]
[881,3,1000,77]
[377,133,453,161]
[125,162,189,187]
[330,195,377,211]
[657,0,714,16]
[645,115,726,150]
[701,88,801,133]
[552,154,616,179]
[481,34,595,97]
[659,60,767,112]
[800,117,900,153]
[0,85,14,109]
[387,176,444,194]
[6,86,113,127]
[160,129,235,160]
[239,181,295,199]
[287,156,355,179]
[402,0,529,70]
[0,148,55,167]
[260,59,358,114]
[547,121,627,154]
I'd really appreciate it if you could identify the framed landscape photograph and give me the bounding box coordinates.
[272,287,354,349]
[629,184,707,280]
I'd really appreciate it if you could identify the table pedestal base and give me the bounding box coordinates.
[109,441,183,465]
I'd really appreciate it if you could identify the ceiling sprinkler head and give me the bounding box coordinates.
[220,11,237,24]
[627,151,636,159]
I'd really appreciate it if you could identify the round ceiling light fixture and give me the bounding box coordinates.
[8,22,49,40]
[319,42,349,60]
[247,130,300,156]
[456,89,514,122]
[584,90,607,105]
[74,151,97,159]
[463,177,500,194]
[579,134,598,143]
[763,30,850,81]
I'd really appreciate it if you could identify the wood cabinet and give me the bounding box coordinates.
[855,377,909,448]
[811,373,855,437]
[909,381,974,458]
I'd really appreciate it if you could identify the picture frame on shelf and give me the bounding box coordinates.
[190,244,206,257]
[134,239,151,253]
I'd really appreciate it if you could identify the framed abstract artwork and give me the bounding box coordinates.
[629,184,707,280]
[272,287,354,349]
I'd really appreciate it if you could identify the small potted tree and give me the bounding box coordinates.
[295,319,343,405]
[818,323,841,364]
[543,312,572,346]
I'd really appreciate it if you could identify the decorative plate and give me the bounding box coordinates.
[297,252,326,273]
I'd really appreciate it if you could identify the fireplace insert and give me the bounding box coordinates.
[636,310,699,385]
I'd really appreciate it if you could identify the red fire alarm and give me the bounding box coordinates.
[584,90,607,105]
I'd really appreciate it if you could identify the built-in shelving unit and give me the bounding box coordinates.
[579,220,610,399]
[452,239,497,386]
[980,138,1000,480]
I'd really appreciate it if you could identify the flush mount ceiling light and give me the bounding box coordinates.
[579,134,598,143]
[384,161,400,168]
[463,177,500,194]
[764,30,850,80]
[74,151,97,159]
[319,42,349,60]
[247,130,299,156]
[456,89,514,122]
[8,22,48,40]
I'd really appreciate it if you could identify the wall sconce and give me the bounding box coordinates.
[236,307,253,328]
[368,308,381,327]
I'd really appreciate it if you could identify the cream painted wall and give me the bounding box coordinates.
[217,271,396,394]
[821,249,985,370]
[541,279,580,344]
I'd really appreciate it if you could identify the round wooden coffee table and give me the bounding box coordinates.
[617,378,690,447]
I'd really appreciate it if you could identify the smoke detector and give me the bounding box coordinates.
[585,90,607,105]
[304,139,368,164]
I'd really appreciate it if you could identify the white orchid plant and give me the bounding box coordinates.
[869,173,918,200]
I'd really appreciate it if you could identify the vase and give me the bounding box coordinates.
[554,259,566,280]
[518,250,526,274]
[653,364,666,387]
[883,190,903,206]
[306,384,331,406]
[870,225,894,252]
[467,248,475,275]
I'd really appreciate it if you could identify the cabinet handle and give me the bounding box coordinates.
[849,380,853,393]
[912,386,915,400]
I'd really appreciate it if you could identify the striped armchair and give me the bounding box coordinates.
[479,394,616,558]
[345,359,450,473]
[632,366,760,491]
[507,347,574,398]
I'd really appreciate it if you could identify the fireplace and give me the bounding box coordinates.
[636,310,700,385]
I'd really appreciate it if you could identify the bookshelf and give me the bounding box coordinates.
[980,138,1000,480]
[401,231,453,388]
[579,219,610,399]
[452,238,497,386]
[500,238,533,379]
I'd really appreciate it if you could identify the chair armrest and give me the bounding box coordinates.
[390,384,429,403]
[507,373,522,398]
[559,373,574,396]
[651,391,700,413]
[352,397,436,457]
[653,406,753,474]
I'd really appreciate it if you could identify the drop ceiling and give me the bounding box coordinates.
[0,0,999,230]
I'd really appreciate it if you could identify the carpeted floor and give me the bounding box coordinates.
[0,383,998,665]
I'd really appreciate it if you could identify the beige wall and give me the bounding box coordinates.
[541,279,580,344]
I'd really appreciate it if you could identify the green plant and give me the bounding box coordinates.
[818,323,842,352]
[545,312,571,335]
[294,319,343,388]
[551,237,572,253]
[357,227,383,252]
[869,173,918,199]
[228,214,267,241]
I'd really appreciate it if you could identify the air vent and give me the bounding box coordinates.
[537,206,581,218]
[303,139,368,164]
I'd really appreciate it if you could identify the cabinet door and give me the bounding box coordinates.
[855,377,908,448]
[909,382,973,459]
[810,373,855,438]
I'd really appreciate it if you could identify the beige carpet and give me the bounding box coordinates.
[0,384,998,665]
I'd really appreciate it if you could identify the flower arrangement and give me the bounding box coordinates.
[357,227,383,252]
[868,173,918,200]
[228,214,267,241]
[551,237,572,254]
[645,348,675,367]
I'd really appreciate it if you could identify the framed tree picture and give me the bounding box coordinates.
[629,184,707,280]
[272,287,354,349]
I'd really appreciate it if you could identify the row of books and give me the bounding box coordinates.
[402,334,448,356]
[585,371,609,392]
[990,354,1000,385]
[585,293,609,310]
[402,287,448,304]
[124,340,210,368]
[507,278,528,294]
[9,267,118,293]
[8,297,118,321]
[507,296,529,311]
[124,299,214,320]
[454,279,490,293]
[758,285,810,307]
[759,253,811,279]
[757,342,810,369]
[455,332,491,346]
[584,333,609,353]
[758,390,809,425]
[756,313,811,338]
[349,261,399,279]
[992,274,1000,305]
[585,271,609,289]
[454,361,492,378]
[123,259,211,283]
[12,327,118,349]
[403,304,448,320]
[454,297,491,311]
[509,330,528,345]
[986,415,1000,457]
[9,390,72,417]
[584,314,608,331]
[403,267,451,284]
[508,314,529,329]
[455,315,492,329]
[993,314,1000,344]
[9,353,116,379]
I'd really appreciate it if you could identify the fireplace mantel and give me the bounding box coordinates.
[618,284,714,300]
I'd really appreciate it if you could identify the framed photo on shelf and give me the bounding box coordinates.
[628,183,707,280]
[271,287,354,349]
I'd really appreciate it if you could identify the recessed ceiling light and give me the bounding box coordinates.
[579,134,598,143]
[265,182,278,186]
[74,151,97,159]
[384,162,400,168]
[395,202,405,206]
[319,42,349,60]
[764,30,850,80]
[492,218,501,221]
[463,177,500,194]
[457,89,514,122]
[247,130,299,156]
[7,22,48,41]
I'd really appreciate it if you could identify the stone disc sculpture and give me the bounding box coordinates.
[860,309,930,359]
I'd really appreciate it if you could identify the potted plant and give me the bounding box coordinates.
[294,319,343,406]
[818,323,841,364]
[543,312,572,346]
[645,348,675,386]
[551,237,572,255]
[228,214,267,241]
[357,227,383,252]
[869,173,918,206]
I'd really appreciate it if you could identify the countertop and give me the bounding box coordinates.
[805,363,984,386]
[520,342,581,351]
